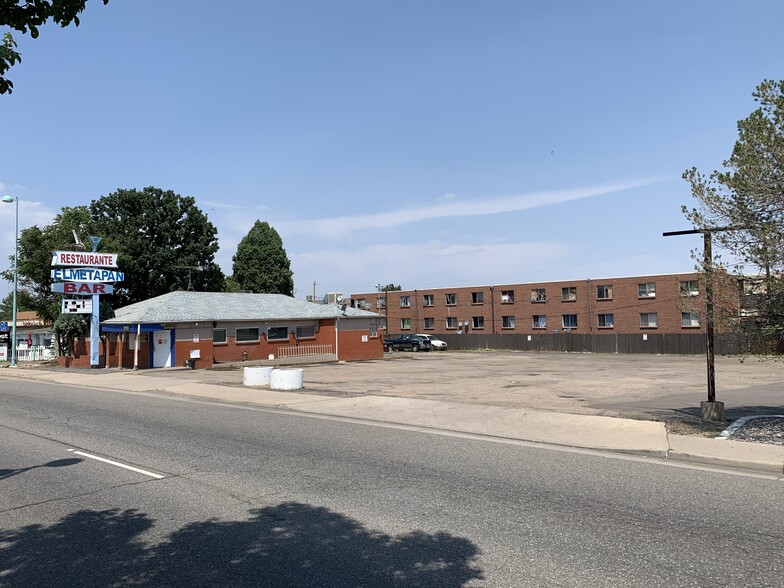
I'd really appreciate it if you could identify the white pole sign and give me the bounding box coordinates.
[62,298,93,314]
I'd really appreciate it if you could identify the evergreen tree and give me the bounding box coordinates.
[232,221,294,295]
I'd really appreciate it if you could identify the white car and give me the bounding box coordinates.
[416,334,448,350]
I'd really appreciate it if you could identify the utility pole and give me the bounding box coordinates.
[663,227,735,421]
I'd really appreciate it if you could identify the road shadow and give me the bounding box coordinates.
[0,502,483,587]
[0,457,82,481]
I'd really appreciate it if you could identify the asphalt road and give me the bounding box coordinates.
[1,378,783,587]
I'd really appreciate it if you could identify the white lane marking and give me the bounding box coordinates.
[67,448,164,479]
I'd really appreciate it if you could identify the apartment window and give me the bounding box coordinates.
[267,326,288,341]
[236,327,260,342]
[561,287,577,301]
[401,318,411,330]
[681,312,700,327]
[500,290,515,303]
[423,294,434,306]
[532,315,547,329]
[472,291,484,304]
[376,297,386,309]
[502,316,515,329]
[445,293,457,305]
[296,325,316,339]
[638,282,656,298]
[212,328,227,344]
[640,313,658,328]
[400,295,410,307]
[472,316,485,329]
[596,285,613,300]
[680,280,699,296]
[562,315,578,329]
[597,313,614,328]
[423,317,435,330]
[531,288,546,303]
[446,317,458,329]
[355,298,367,309]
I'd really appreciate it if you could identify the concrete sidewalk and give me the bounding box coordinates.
[2,364,783,477]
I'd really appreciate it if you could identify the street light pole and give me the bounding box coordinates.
[2,195,19,367]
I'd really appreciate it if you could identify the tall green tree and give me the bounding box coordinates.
[90,187,225,306]
[232,221,294,295]
[683,79,784,350]
[1,206,92,322]
[1,0,110,94]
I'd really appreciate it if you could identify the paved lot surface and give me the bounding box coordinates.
[118,351,783,421]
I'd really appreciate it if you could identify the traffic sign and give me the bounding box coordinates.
[0,321,8,331]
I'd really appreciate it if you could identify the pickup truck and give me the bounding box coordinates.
[383,334,432,352]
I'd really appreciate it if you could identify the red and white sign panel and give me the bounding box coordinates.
[51,251,118,268]
[52,282,114,295]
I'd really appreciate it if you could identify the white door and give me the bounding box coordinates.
[152,330,172,367]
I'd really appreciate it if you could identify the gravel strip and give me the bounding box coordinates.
[728,416,784,446]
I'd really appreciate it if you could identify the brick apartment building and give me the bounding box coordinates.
[351,272,733,336]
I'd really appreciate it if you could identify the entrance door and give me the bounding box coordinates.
[152,330,172,367]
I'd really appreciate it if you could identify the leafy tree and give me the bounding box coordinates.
[1,206,92,323]
[90,187,226,306]
[53,312,86,356]
[683,79,784,352]
[379,284,402,291]
[1,0,110,94]
[232,221,293,295]
[0,289,37,320]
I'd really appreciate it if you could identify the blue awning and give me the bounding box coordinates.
[101,323,164,333]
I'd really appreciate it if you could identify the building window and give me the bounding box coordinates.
[212,328,227,344]
[446,317,458,329]
[500,290,515,303]
[401,318,411,330]
[423,317,435,330]
[561,287,577,301]
[423,294,434,306]
[596,285,613,300]
[370,322,378,337]
[267,326,288,341]
[472,291,484,304]
[680,280,699,296]
[531,288,546,303]
[638,282,656,298]
[502,316,515,329]
[236,327,260,342]
[296,325,315,339]
[562,315,578,329]
[640,313,658,328]
[445,293,457,305]
[400,295,410,307]
[355,298,367,310]
[472,316,484,329]
[681,312,700,327]
[376,297,386,309]
[532,315,547,329]
[597,314,614,328]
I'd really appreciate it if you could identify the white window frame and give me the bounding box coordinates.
[500,290,515,303]
[400,295,411,308]
[561,287,577,301]
[596,285,612,300]
[236,327,260,342]
[423,317,435,330]
[295,325,316,340]
[597,314,614,328]
[680,280,699,297]
[472,316,484,329]
[638,283,656,298]
[532,315,547,329]
[472,292,484,304]
[423,294,434,306]
[266,326,289,341]
[640,313,658,328]
[681,312,700,327]
[562,314,578,328]
[400,318,411,330]
[502,316,515,329]
[446,317,457,329]
[445,293,457,305]
[531,289,546,303]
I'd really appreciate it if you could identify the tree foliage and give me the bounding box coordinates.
[1,0,110,94]
[379,284,402,292]
[232,221,293,295]
[1,206,92,323]
[90,187,225,306]
[53,312,85,356]
[683,79,784,352]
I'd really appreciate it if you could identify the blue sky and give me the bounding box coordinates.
[2,1,783,300]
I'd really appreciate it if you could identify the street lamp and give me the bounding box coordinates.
[2,195,18,367]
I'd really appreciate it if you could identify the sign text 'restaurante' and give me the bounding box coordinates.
[51,251,118,268]
[51,268,124,282]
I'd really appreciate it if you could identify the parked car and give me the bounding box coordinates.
[416,334,448,350]
[383,334,432,352]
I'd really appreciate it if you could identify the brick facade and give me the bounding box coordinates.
[353,272,737,336]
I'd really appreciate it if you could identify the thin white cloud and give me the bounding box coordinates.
[290,240,572,295]
[202,200,269,211]
[278,178,659,239]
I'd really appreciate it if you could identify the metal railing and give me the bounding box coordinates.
[277,344,334,359]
